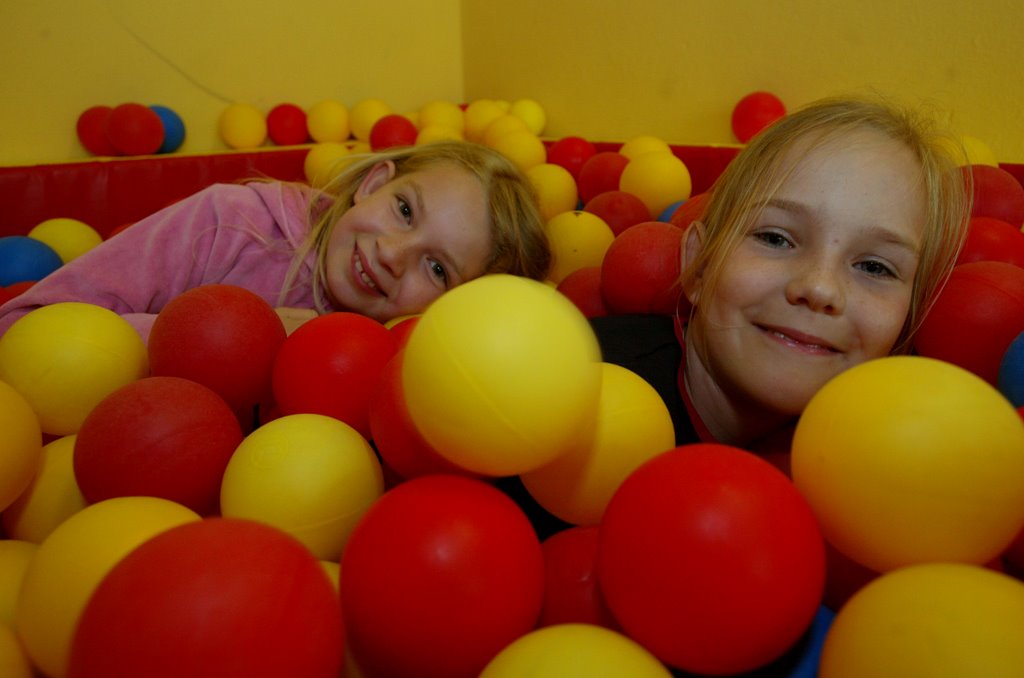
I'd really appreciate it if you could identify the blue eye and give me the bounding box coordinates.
[430,260,449,285]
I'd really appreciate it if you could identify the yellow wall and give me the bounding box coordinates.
[3,0,1023,166]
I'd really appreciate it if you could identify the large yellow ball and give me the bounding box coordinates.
[402,275,602,476]
[463,99,506,143]
[482,113,530,148]
[527,163,579,222]
[0,303,149,435]
[306,100,350,143]
[509,98,546,136]
[220,413,384,561]
[480,623,672,677]
[0,380,42,512]
[349,98,392,142]
[792,356,1024,573]
[491,129,547,173]
[0,539,36,626]
[545,210,616,284]
[218,103,267,149]
[418,100,464,135]
[819,563,1024,678]
[3,434,87,544]
[15,496,199,678]
[416,124,464,145]
[521,362,675,525]
[304,141,354,187]
[619,152,692,219]
[27,218,102,263]
[0,624,33,678]
[619,135,672,160]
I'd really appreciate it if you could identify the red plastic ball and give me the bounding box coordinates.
[731,91,786,143]
[597,444,825,675]
[388,315,420,349]
[669,192,709,230]
[76,105,119,156]
[68,518,344,678]
[105,103,165,156]
[266,103,310,146]
[546,136,597,180]
[73,376,244,516]
[340,475,544,678]
[556,266,608,318]
[369,114,418,151]
[272,312,398,438]
[577,151,630,204]
[913,260,1024,385]
[957,216,1024,268]
[148,284,287,424]
[600,221,686,315]
[583,190,651,237]
[539,525,619,630]
[968,164,1024,227]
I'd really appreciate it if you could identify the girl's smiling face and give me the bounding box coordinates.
[323,160,493,322]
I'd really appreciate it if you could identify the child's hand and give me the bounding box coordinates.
[275,307,318,335]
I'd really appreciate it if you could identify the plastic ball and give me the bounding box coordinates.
[0,235,63,285]
[369,113,418,150]
[266,103,310,145]
[958,216,1024,268]
[0,539,37,625]
[3,434,86,543]
[74,376,243,515]
[527,163,578,221]
[583,189,651,236]
[218,103,267,149]
[521,362,675,525]
[619,134,671,160]
[791,355,1024,573]
[27,217,102,263]
[105,103,164,156]
[0,624,33,678]
[304,100,348,143]
[960,134,999,167]
[149,105,185,153]
[913,261,1024,385]
[577,151,630,204]
[619,152,692,219]
[480,624,670,677]
[545,210,616,284]
[538,526,618,629]
[546,135,596,181]
[75,106,118,156]
[0,281,34,305]
[509,98,546,136]
[340,475,545,678]
[349,98,392,142]
[304,141,353,187]
[415,124,463,145]
[68,517,344,678]
[15,496,200,678]
[417,100,464,134]
[0,302,149,435]
[0,379,42,513]
[490,129,547,172]
[732,91,787,143]
[601,221,686,315]
[481,113,529,148]
[598,444,825,675]
[148,284,285,424]
[968,164,1024,226]
[657,199,685,222]
[999,331,1024,407]
[463,99,506,143]
[402,275,602,476]
[819,563,1024,678]
[220,413,383,560]
[669,192,709,230]
[271,312,398,439]
[556,266,608,318]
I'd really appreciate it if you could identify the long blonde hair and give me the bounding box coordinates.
[683,95,972,353]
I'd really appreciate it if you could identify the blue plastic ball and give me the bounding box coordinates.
[997,330,1024,407]
[0,236,63,286]
[658,199,685,222]
[151,105,186,154]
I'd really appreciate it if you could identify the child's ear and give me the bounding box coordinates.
[681,221,706,305]
[353,160,397,203]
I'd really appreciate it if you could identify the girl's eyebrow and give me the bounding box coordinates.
[762,197,920,253]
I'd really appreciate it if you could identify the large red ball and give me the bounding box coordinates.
[968,164,1024,227]
[556,265,608,318]
[73,376,243,515]
[577,151,630,204]
[148,284,287,424]
[267,103,310,145]
[913,260,1024,385]
[546,136,597,181]
[272,312,398,438]
[340,475,544,678]
[583,190,651,237]
[539,525,619,630]
[369,114,418,151]
[105,102,165,156]
[731,91,786,143]
[597,444,825,675]
[76,105,119,156]
[68,518,344,678]
[957,216,1024,268]
[600,221,686,315]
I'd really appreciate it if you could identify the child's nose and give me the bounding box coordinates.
[377,232,413,277]
[786,262,845,314]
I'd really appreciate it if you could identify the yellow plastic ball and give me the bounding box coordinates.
[619,135,672,160]
[15,496,199,678]
[418,100,464,134]
[0,624,33,678]
[961,134,999,166]
[463,99,506,143]
[3,435,87,544]
[0,539,37,626]
[491,129,547,173]
[509,98,547,136]
[544,210,616,284]
[320,559,340,592]
[217,103,267,149]
[619,152,692,219]
[527,163,579,222]
[349,98,392,142]
[220,413,384,561]
[306,100,350,143]
[480,623,672,677]
[819,563,1024,678]
[0,380,42,512]
[521,362,675,525]
[402,275,602,476]
[415,124,464,145]
[482,113,530,148]
[0,302,149,436]
[27,218,102,264]
[304,141,355,188]
[792,356,1024,573]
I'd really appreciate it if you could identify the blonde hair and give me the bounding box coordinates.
[683,95,972,353]
[284,140,550,313]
